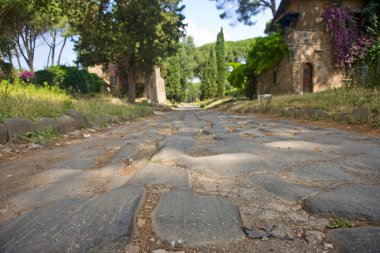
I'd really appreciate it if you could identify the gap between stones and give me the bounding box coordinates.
[130,184,199,253]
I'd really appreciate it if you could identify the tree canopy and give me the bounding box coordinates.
[227,33,287,98]
[161,36,197,103]
[70,0,186,102]
[194,38,255,76]
[0,0,68,71]
[246,33,287,75]
[210,0,276,25]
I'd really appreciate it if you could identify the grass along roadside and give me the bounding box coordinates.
[73,97,152,121]
[211,88,380,126]
[0,79,73,121]
[0,79,152,123]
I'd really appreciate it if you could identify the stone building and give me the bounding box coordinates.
[88,65,166,104]
[258,0,365,95]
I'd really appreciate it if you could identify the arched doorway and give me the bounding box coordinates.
[302,63,313,93]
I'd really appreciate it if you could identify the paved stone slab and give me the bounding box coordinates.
[4,117,34,140]
[177,153,270,176]
[0,123,8,144]
[287,161,355,183]
[326,227,380,253]
[35,117,60,132]
[66,109,87,128]
[250,175,319,202]
[56,115,78,133]
[152,135,195,160]
[10,168,130,213]
[344,154,380,174]
[51,157,98,170]
[303,184,380,222]
[0,185,144,253]
[152,190,245,246]
[127,163,190,188]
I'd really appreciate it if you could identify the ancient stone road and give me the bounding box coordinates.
[0,109,379,252]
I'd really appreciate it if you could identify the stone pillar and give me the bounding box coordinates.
[147,67,166,104]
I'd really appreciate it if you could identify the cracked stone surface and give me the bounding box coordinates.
[0,185,144,253]
[249,175,319,202]
[152,190,245,246]
[326,227,380,253]
[303,184,380,223]
[0,108,379,252]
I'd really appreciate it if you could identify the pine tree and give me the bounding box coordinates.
[201,47,217,99]
[216,27,226,97]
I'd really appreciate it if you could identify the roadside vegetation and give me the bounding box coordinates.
[211,87,380,125]
[0,79,73,121]
[0,79,152,123]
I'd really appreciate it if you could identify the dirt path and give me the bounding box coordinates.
[0,109,379,253]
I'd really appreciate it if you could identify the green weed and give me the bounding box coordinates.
[25,126,56,144]
[326,217,353,229]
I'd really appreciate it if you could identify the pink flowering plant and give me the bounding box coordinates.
[20,71,34,83]
[323,7,374,67]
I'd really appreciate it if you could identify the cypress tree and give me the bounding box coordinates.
[164,55,182,103]
[201,47,217,99]
[216,27,226,97]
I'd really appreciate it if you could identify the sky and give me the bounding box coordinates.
[16,0,275,71]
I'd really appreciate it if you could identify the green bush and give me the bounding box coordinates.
[0,61,12,80]
[366,41,380,88]
[34,69,54,85]
[34,65,104,94]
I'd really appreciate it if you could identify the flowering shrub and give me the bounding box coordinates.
[20,71,34,83]
[323,7,374,67]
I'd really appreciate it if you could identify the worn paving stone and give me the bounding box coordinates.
[127,163,190,189]
[326,226,380,253]
[287,161,356,183]
[303,184,380,223]
[56,115,78,133]
[51,157,98,170]
[344,154,380,174]
[152,190,245,246]
[152,135,195,161]
[0,185,144,253]
[177,153,272,176]
[66,109,87,128]
[0,123,8,144]
[4,117,34,140]
[249,175,319,202]
[10,168,129,212]
[35,117,60,132]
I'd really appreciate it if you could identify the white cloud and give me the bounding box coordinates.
[185,19,239,47]
[185,19,215,46]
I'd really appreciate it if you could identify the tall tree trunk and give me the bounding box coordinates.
[269,0,276,17]
[261,0,276,17]
[46,46,51,68]
[246,74,257,100]
[143,72,151,98]
[57,36,67,65]
[6,48,14,69]
[127,68,136,103]
[51,30,57,66]
[15,47,22,70]
[17,27,37,71]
